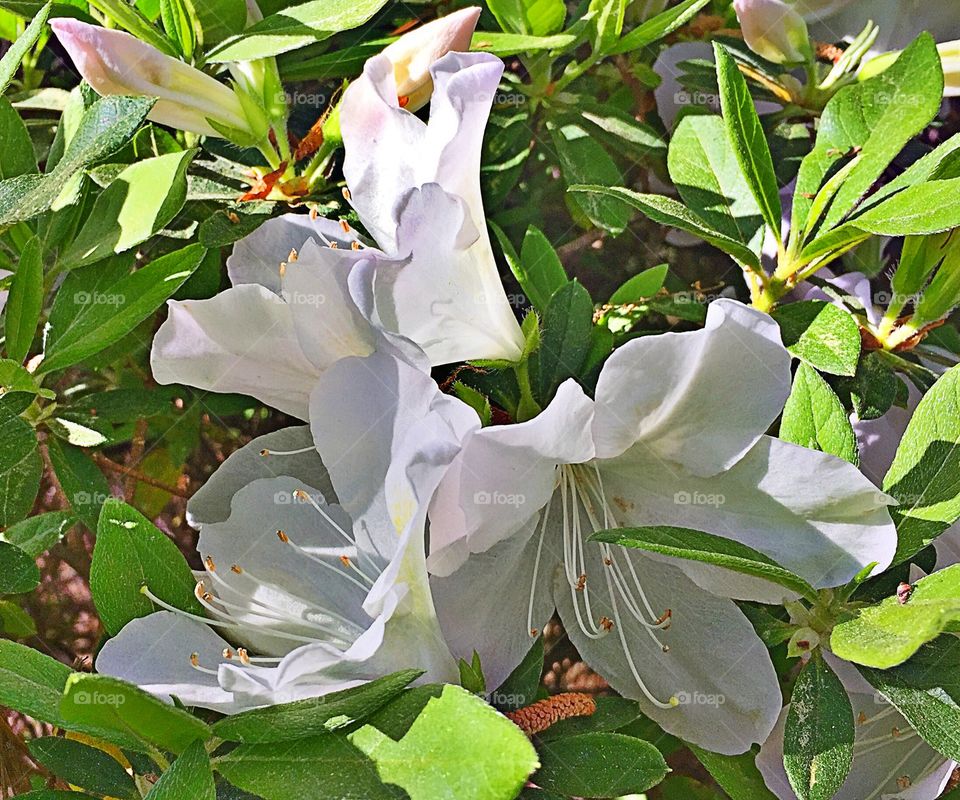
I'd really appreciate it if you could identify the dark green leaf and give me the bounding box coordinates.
[90,497,203,635]
[780,363,858,464]
[590,525,818,602]
[692,745,778,800]
[0,404,40,527]
[145,740,215,800]
[4,235,44,363]
[553,124,629,234]
[493,636,543,712]
[0,541,39,594]
[0,2,50,94]
[27,737,139,799]
[45,437,111,531]
[610,0,710,54]
[771,301,861,376]
[782,654,854,800]
[534,279,594,402]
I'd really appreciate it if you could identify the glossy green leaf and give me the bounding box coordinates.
[609,264,668,304]
[28,737,138,799]
[1,511,75,558]
[692,746,778,800]
[0,540,39,594]
[534,279,594,402]
[61,673,212,754]
[590,525,818,602]
[714,43,782,242]
[45,438,111,531]
[0,2,50,94]
[41,244,206,373]
[145,740,216,800]
[212,670,422,743]
[780,363,858,464]
[89,497,203,636]
[552,124,629,234]
[486,0,565,36]
[668,114,764,252]
[206,0,389,61]
[611,0,709,54]
[350,685,539,800]
[571,185,763,270]
[883,365,960,531]
[782,654,854,800]
[4,235,43,363]
[0,404,40,527]
[60,150,195,268]
[771,301,861,376]
[534,732,668,796]
[493,636,543,712]
[832,564,960,668]
[0,97,38,178]
[0,597,36,636]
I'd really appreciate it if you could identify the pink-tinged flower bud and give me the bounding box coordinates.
[381,7,481,110]
[733,0,811,64]
[50,19,252,138]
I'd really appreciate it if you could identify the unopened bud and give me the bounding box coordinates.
[733,0,811,64]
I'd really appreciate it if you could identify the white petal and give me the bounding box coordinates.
[428,379,595,576]
[187,426,331,527]
[281,239,377,369]
[356,183,525,364]
[341,51,503,252]
[151,284,319,419]
[227,215,361,293]
[555,545,781,754]
[804,0,960,51]
[600,436,897,597]
[95,612,241,712]
[593,299,791,476]
[198,477,371,656]
[309,352,478,559]
[431,518,558,692]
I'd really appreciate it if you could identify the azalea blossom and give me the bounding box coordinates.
[734,0,811,64]
[310,298,897,753]
[50,19,261,140]
[756,654,955,799]
[96,397,464,711]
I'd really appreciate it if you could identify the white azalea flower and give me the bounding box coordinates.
[50,19,260,140]
[408,299,895,753]
[96,415,462,712]
[756,654,955,799]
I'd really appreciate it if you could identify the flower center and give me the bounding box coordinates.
[526,463,679,710]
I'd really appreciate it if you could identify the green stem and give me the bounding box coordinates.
[514,360,541,422]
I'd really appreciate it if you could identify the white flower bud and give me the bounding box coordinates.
[734,0,811,64]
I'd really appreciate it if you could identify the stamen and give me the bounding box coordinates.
[189,653,218,676]
[351,241,360,251]
[274,525,374,589]
[342,187,351,201]
[205,555,216,572]
[288,248,299,263]
[339,219,351,234]
[525,496,552,640]
[259,445,316,457]
[310,207,319,220]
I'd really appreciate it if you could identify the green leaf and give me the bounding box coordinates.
[552,124,629,234]
[212,670,422,743]
[771,301,861,376]
[0,540,39,594]
[610,0,710,54]
[587,0,625,54]
[0,403,40,527]
[363,685,445,741]
[206,0,389,61]
[714,43,782,243]
[492,636,543,711]
[0,597,36,636]
[782,654,854,800]
[858,637,960,763]
[668,114,764,252]
[90,497,203,636]
[534,279,594,402]
[609,263,668,304]
[883,364,960,531]
[519,226,568,311]
[61,673,212,754]
[60,150,195,268]
[780,363,858,464]
[692,746,778,800]
[832,563,960,668]
[350,685,539,800]
[570,185,763,271]
[470,30,576,55]
[0,97,38,178]
[4,235,43,363]
[792,34,942,239]
[581,107,666,162]
[41,244,206,373]
[45,437,111,531]
[215,732,402,800]
[0,2,50,94]
[834,351,897,422]
[145,740,216,800]
[458,651,487,695]
[0,96,155,226]
[486,0,565,36]
[27,737,138,800]
[191,0,247,46]
[534,732,668,796]
[590,525,818,602]
[0,358,53,400]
